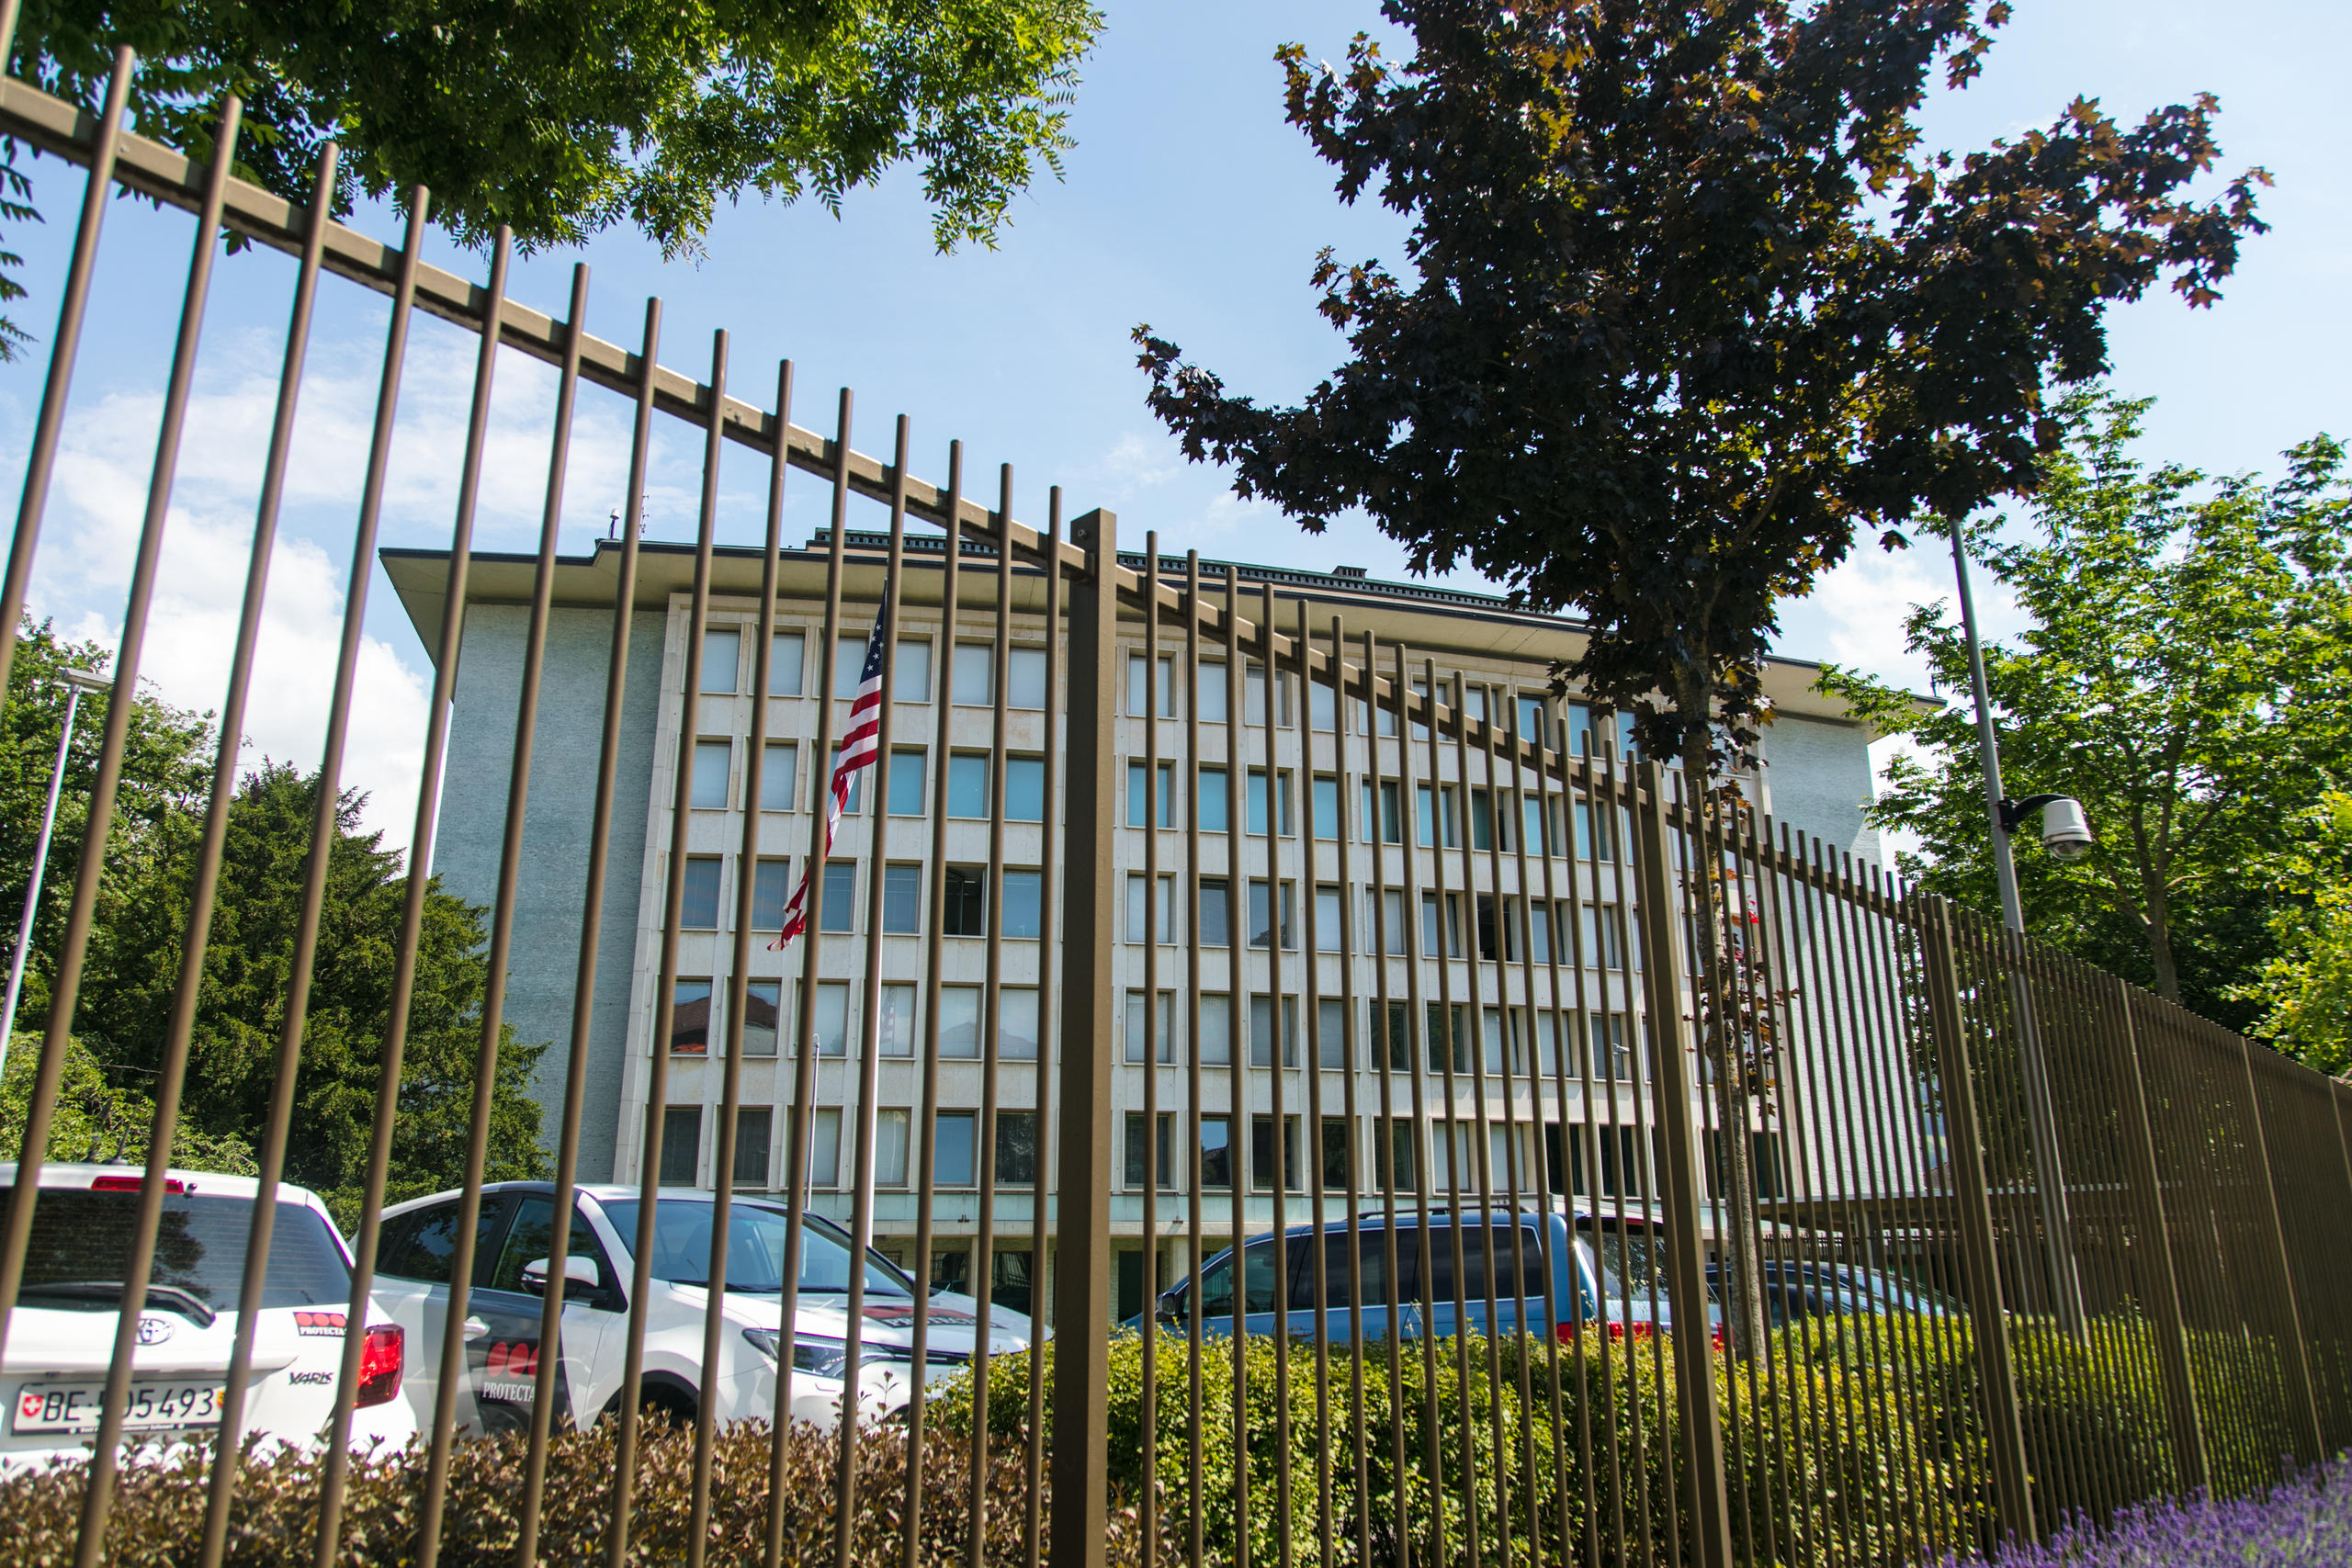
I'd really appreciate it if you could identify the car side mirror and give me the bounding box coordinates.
[521,1256,601,1294]
[1156,1289,1186,1326]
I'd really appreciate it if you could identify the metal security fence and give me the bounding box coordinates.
[2,43,2350,1568]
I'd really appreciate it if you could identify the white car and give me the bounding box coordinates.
[0,1163,415,1472]
[370,1182,1035,1435]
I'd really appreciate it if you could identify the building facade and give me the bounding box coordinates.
[387,532,1888,1323]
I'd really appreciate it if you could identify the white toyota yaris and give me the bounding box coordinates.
[0,1163,414,1472]
[371,1183,1035,1436]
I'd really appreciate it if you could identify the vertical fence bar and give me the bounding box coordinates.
[1024,491,1064,1568]
[1139,535,1163,1558]
[2236,1032,2325,1463]
[1185,554,1207,1568]
[1261,583,1295,1568]
[1292,598,1332,1568]
[1629,760,1732,1568]
[1224,566,1252,1568]
[1325,613,1372,1568]
[1050,507,1118,1568]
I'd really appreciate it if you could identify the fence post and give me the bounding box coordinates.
[1917,896,2036,1545]
[1050,507,1116,1568]
[2110,979,2208,1493]
[2235,1036,2325,1465]
[1631,761,1733,1568]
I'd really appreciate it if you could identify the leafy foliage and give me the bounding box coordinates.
[0,1031,256,1172]
[2228,793,2352,1074]
[1821,391,2352,1022]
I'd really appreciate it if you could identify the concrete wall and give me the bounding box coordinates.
[431,604,664,1182]
[1759,713,1883,863]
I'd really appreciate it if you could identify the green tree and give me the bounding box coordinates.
[1,0,1102,352]
[1822,391,2352,1028]
[0,1032,256,1171]
[2231,793,2352,1074]
[74,761,548,1223]
[1132,1,2264,1356]
[0,618,212,1032]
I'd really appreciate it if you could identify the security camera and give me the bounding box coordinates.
[1999,794,2094,863]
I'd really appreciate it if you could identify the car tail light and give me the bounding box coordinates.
[90,1176,186,1193]
[1604,1320,1656,1342]
[1555,1320,1581,1344]
[356,1324,402,1407]
[1711,1324,1726,1353]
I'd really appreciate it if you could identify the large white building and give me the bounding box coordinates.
[388,530,1889,1322]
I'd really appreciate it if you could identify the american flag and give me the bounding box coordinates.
[769,598,888,951]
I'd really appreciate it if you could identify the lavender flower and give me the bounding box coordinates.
[1952,1457,2352,1568]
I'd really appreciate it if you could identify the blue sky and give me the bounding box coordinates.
[2,0,2343,853]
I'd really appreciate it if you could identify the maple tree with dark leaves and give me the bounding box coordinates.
[1136,0,2267,1357]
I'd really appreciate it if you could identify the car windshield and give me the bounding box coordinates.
[600,1200,912,1296]
[0,1186,349,1314]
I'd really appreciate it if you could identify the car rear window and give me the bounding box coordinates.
[0,1187,350,1314]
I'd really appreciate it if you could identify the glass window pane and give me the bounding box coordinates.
[1309,677,1336,731]
[743,980,780,1057]
[1003,870,1044,938]
[691,740,730,809]
[940,987,983,1057]
[681,857,721,929]
[700,628,741,694]
[1314,886,1342,952]
[897,638,933,702]
[888,750,926,815]
[882,863,922,933]
[1006,757,1046,821]
[997,1112,1038,1187]
[659,1106,700,1186]
[1009,647,1048,709]
[1317,998,1347,1069]
[1198,767,1228,833]
[670,979,712,1055]
[953,644,993,705]
[768,631,806,697]
[761,742,796,811]
[873,1109,910,1187]
[1197,664,1229,723]
[813,981,849,1057]
[752,860,790,930]
[1312,775,1339,840]
[834,634,868,700]
[879,983,916,1057]
[806,1107,842,1187]
[1000,987,1041,1060]
[933,1111,977,1188]
[948,755,989,818]
[943,866,987,935]
[1199,880,1231,947]
[820,862,855,933]
[1200,996,1232,1066]
[733,1107,773,1188]
[1199,1115,1232,1190]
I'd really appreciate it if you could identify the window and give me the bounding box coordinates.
[943,866,987,936]
[691,740,730,809]
[1126,874,1177,945]
[1244,664,1293,728]
[811,980,850,1057]
[1522,793,1558,857]
[1197,663,1230,724]
[997,1111,1038,1186]
[872,1109,911,1187]
[820,862,855,934]
[882,863,922,934]
[1198,1115,1234,1190]
[1000,987,1042,1059]
[1315,998,1347,1069]
[934,1111,978,1188]
[1366,888,1407,954]
[1247,769,1294,836]
[833,634,870,701]
[1584,904,1627,970]
[1125,1111,1177,1190]
[1516,694,1547,747]
[1475,895,1518,962]
[769,631,806,696]
[1127,761,1176,828]
[1003,870,1043,938]
[1199,879,1232,947]
[1361,780,1403,844]
[1320,1117,1351,1191]
[1127,653,1177,717]
[1483,1008,1519,1076]
[1251,1114,1301,1190]
[1527,900,1553,964]
[1314,885,1344,952]
[940,987,984,1058]
[669,979,712,1055]
[1007,757,1046,821]
[888,750,926,815]
[878,983,916,1057]
[896,638,933,702]
[1533,1011,1561,1077]
[953,643,993,705]
[948,754,989,818]
[1410,678,1431,740]
[700,628,741,693]
[1248,879,1295,951]
[1426,1001,1471,1075]
[1308,676,1337,732]
[659,1107,701,1186]
[1421,892,1463,958]
[733,1107,773,1188]
[743,980,780,1057]
[801,1106,842,1188]
[1563,1124,1645,1198]
[1311,775,1340,840]
[1125,990,1176,1064]
[1415,784,1459,848]
[1370,1001,1413,1072]
[760,742,797,811]
[681,857,721,929]
[1566,703,1634,761]
[1468,789,1511,852]
[1199,995,1234,1066]
[1009,647,1048,709]
[1592,1013,1633,1080]
[1575,799,1621,861]
[752,859,791,931]
[1463,684,1488,726]
[1376,1117,1418,1194]
[1250,995,1299,1068]
[1198,767,1230,833]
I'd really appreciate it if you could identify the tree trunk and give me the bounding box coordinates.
[2143,865,2181,1002]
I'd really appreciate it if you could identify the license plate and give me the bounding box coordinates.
[12,1382,224,1434]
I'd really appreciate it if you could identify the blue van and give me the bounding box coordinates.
[1148,1209,1616,1343]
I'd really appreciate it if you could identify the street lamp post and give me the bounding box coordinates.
[1951,529,2087,1331]
[0,667,113,1086]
